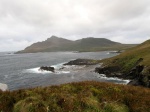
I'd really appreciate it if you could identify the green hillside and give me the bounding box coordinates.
[0,81,150,112]
[16,36,135,53]
[97,39,150,87]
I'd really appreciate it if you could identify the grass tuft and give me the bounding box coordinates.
[0,81,150,112]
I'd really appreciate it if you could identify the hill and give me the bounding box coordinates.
[0,81,150,112]
[95,39,150,87]
[16,36,135,53]
[17,36,74,53]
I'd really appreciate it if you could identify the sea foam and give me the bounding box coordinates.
[24,67,53,74]
[95,74,130,84]
[24,62,71,74]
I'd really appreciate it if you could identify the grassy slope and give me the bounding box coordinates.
[0,81,150,112]
[102,40,150,69]
[99,40,150,87]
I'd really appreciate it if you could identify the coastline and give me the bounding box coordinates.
[94,62,149,87]
[56,59,130,85]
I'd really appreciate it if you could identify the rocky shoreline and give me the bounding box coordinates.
[59,58,150,87]
[95,61,150,88]
[39,59,100,72]
[39,58,130,84]
[64,58,99,65]
[39,66,55,72]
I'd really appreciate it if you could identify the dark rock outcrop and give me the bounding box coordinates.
[95,66,122,78]
[128,66,150,87]
[95,58,150,88]
[95,65,150,87]
[126,65,144,79]
[64,59,99,65]
[40,66,55,72]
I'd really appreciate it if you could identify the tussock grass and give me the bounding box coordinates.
[0,81,150,112]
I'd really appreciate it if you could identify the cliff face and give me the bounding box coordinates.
[16,36,134,53]
[96,39,150,87]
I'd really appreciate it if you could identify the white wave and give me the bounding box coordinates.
[95,74,130,84]
[51,62,66,70]
[55,71,71,74]
[23,61,88,75]
[23,63,71,74]
[24,67,53,74]
[0,83,8,91]
[61,71,70,73]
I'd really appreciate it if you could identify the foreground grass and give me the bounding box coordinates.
[0,81,150,112]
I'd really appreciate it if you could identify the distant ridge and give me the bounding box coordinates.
[16,36,135,53]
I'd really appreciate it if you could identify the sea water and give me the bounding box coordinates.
[0,51,129,91]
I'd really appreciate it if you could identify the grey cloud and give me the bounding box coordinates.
[106,0,150,20]
[0,0,150,51]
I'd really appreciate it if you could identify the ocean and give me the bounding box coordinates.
[0,51,129,91]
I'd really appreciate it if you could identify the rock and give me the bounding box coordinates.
[95,64,150,87]
[40,66,55,72]
[126,65,144,79]
[95,66,122,78]
[64,59,98,65]
[0,83,8,91]
[127,80,140,86]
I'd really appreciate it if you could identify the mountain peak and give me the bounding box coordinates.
[50,35,59,39]
[46,35,60,41]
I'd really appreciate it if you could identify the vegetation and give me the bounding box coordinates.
[5,39,150,112]
[99,39,150,87]
[0,81,150,112]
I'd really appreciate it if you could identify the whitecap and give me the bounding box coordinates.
[23,64,71,74]
[51,62,66,70]
[55,71,71,74]
[95,74,130,84]
[24,67,53,74]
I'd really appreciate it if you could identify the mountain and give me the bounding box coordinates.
[17,36,74,53]
[17,36,135,53]
[96,39,150,87]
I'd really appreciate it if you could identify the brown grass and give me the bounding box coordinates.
[0,81,150,112]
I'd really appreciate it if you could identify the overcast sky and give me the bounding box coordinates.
[0,0,150,51]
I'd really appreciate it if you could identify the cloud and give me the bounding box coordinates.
[0,39,32,52]
[0,0,150,51]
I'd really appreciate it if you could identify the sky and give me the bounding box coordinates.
[0,0,150,52]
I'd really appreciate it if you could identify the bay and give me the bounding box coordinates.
[0,51,129,91]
